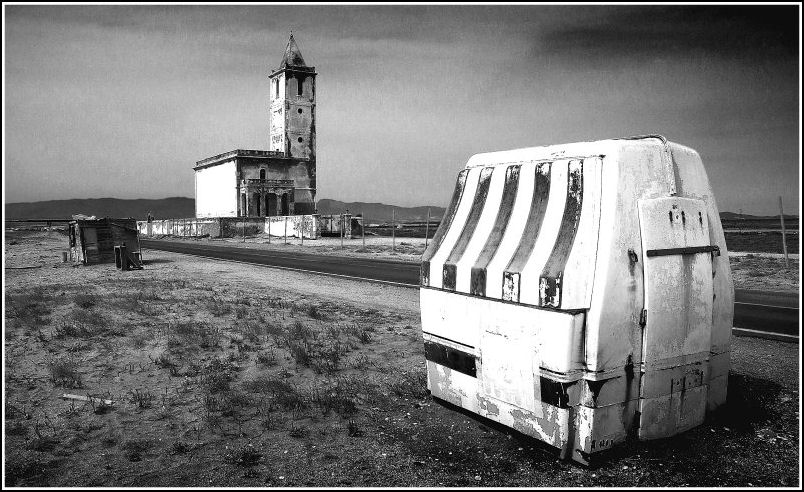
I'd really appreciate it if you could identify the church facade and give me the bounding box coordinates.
[194,34,317,218]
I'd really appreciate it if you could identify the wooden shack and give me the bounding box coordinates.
[69,218,141,266]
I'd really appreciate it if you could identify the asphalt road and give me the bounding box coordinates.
[141,239,799,339]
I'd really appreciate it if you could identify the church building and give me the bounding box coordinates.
[194,33,317,218]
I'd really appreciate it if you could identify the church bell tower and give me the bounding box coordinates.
[269,33,316,161]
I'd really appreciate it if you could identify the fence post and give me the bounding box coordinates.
[268,216,271,244]
[340,214,344,249]
[362,212,366,249]
[779,196,789,268]
[300,216,304,246]
[284,216,287,244]
[392,208,395,252]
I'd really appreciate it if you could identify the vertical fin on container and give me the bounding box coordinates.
[470,165,521,296]
[502,163,552,302]
[539,160,584,308]
[421,169,469,286]
[442,167,495,290]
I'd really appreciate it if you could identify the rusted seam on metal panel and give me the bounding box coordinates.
[470,165,521,296]
[539,160,584,308]
[420,169,469,286]
[501,163,552,302]
[442,167,495,290]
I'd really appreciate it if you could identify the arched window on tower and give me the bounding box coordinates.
[274,79,279,99]
[297,76,304,97]
[260,169,266,180]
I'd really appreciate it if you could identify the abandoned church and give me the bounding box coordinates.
[194,33,317,218]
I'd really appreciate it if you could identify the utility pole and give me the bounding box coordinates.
[362,212,366,249]
[779,196,789,268]
[425,208,430,249]
[392,208,396,252]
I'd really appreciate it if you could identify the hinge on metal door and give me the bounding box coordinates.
[639,309,648,327]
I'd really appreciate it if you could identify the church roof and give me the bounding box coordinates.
[280,33,307,69]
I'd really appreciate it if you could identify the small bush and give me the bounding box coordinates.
[53,321,93,339]
[255,349,278,367]
[289,423,309,438]
[48,357,82,388]
[207,296,232,316]
[202,358,236,394]
[388,370,428,399]
[224,444,262,467]
[243,376,306,411]
[129,389,154,409]
[170,441,190,455]
[121,439,150,461]
[73,293,98,309]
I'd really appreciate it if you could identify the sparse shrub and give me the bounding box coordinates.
[7,291,51,330]
[235,319,264,343]
[152,351,175,370]
[289,423,309,438]
[129,389,154,409]
[255,349,278,367]
[286,339,313,367]
[130,332,150,349]
[220,390,251,417]
[70,307,108,332]
[53,321,93,339]
[311,378,359,416]
[307,304,321,320]
[235,305,250,319]
[388,369,428,399]
[224,444,262,467]
[358,328,373,344]
[73,293,98,309]
[121,439,150,461]
[243,376,306,411]
[170,441,190,455]
[173,320,221,349]
[48,356,82,388]
[208,296,232,316]
[6,422,28,436]
[288,320,313,340]
[202,358,236,394]
[350,354,374,371]
[347,419,364,437]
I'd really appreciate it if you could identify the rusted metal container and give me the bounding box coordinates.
[419,135,733,464]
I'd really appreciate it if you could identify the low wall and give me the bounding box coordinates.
[264,215,319,239]
[318,214,353,239]
[138,218,221,238]
[137,215,320,240]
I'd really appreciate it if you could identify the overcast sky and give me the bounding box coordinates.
[4,4,800,215]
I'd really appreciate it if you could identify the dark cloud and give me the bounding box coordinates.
[540,5,798,61]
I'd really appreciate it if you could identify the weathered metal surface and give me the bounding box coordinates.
[420,137,734,464]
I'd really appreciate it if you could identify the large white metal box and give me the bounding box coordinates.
[419,136,733,464]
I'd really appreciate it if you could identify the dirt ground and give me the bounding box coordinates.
[3,229,800,487]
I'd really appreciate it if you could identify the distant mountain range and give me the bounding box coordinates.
[3,197,447,222]
[315,199,445,221]
[3,197,796,222]
[5,197,194,220]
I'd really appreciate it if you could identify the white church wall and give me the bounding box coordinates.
[195,161,237,217]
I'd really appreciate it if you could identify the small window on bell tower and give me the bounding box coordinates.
[275,79,279,99]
